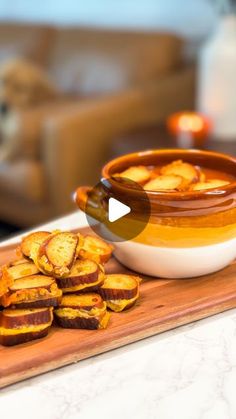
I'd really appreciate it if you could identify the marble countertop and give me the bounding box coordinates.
[1,212,236,419]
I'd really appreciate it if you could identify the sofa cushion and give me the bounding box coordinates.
[48,28,183,95]
[0,160,46,204]
[0,23,55,65]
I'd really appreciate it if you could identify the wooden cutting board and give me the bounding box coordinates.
[0,227,236,389]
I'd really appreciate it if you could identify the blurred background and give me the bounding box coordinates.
[0,0,235,237]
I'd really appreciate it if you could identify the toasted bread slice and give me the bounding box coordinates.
[12,297,61,309]
[3,262,39,283]
[160,160,199,183]
[35,232,79,277]
[196,167,206,183]
[54,293,110,330]
[115,166,151,184]
[0,307,53,328]
[10,275,55,291]
[54,313,110,330]
[79,235,113,264]
[0,307,53,346]
[45,232,79,267]
[59,293,104,310]
[144,175,183,191]
[208,179,230,186]
[1,275,62,308]
[98,274,140,312]
[21,231,50,258]
[61,271,105,293]
[191,179,230,191]
[10,257,30,266]
[0,327,51,346]
[56,259,99,289]
[76,284,104,293]
[106,294,139,312]
[0,261,40,298]
[0,266,13,297]
[99,274,139,300]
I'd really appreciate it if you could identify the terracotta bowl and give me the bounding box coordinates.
[76,149,236,278]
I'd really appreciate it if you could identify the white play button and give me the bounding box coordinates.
[108,197,131,223]
[80,178,151,241]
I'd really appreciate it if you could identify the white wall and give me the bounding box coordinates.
[0,0,218,41]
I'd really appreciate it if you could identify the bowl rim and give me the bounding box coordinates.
[102,148,236,199]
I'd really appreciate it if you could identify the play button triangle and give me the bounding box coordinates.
[108,197,131,223]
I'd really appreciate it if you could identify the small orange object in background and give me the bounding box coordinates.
[167,111,212,148]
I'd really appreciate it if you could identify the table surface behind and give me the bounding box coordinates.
[111,123,236,158]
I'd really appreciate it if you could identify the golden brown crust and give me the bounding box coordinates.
[55,316,101,330]
[0,327,50,346]
[99,286,138,301]
[56,259,99,289]
[10,297,61,309]
[79,235,113,264]
[61,271,105,294]
[21,231,50,258]
[160,160,199,183]
[54,295,110,330]
[114,165,151,184]
[1,275,62,307]
[36,232,79,277]
[58,293,104,310]
[98,274,140,312]
[109,298,138,311]
[144,175,183,191]
[0,266,13,298]
[99,274,140,300]
[106,294,139,312]
[190,179,230,191]
[10,257,31,266]
[196,166,206,183]
[10,275,56,291]
[0,307,52,328]
[3,262,39,283]
[0,305,53,346]
[76,283,104,294]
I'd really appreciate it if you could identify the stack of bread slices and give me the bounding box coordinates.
[0,231,140,346]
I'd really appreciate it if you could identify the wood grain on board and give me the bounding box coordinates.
[0,227,236,389]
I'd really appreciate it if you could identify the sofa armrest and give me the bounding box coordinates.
[7,100,78,160]
[42,66,195,215]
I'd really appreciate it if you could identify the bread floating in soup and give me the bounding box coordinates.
[113,160,234,192]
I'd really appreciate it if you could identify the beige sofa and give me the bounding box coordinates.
[0,24,195,226]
